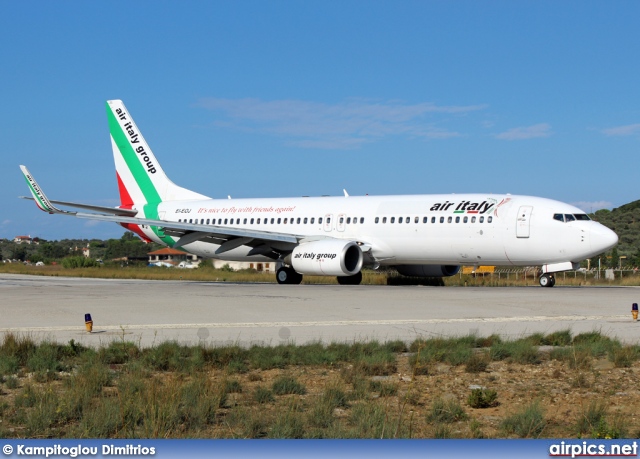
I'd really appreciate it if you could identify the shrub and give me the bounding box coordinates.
[465,354,489,373]
[467,389,498,408]
[575,400,608,435]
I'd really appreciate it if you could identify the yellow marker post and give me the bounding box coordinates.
[85,313,93,332]
[632,303,638,321]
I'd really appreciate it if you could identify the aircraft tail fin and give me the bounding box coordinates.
[106,100,208,209]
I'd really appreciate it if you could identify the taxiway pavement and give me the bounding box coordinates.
[1,274,639,347]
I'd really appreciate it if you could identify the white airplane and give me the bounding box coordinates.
[20,100,618,287]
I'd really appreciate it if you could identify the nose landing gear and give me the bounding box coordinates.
[539,273,556,287]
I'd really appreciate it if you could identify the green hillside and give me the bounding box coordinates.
[591,200,640,268]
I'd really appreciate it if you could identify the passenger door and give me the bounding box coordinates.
[516,206,533,238]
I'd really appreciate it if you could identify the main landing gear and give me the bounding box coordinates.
[276,266,303,285]
[337,271,363,285]
[539,273,556,288]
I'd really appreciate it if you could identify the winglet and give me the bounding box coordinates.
[19,165,73,215]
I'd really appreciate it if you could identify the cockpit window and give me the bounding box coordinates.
[553,213,564,222]
[574,214,590,221]
[564,214,576,222]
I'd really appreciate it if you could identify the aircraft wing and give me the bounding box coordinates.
[19,165,311,256]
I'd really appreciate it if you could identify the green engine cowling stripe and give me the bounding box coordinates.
[106,104,175,246]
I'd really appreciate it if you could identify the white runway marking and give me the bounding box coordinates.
[1,315,628,333]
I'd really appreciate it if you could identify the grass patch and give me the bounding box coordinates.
[427,397,468,423]
[500,401,546,438]
[253,386,275,404]
[272,375,307,395]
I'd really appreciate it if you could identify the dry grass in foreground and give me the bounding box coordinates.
[1,331,640,439]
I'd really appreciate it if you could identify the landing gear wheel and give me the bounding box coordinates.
[276,267,303,285]
[337,271,363,285]
[539,273,555,288]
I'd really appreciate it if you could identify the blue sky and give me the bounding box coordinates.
[2,1,639,241]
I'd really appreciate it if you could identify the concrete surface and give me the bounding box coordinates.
[1,274,639,347]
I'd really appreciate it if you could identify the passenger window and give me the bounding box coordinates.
[565,214,576,222]
[471,216,476,223]
[375,217,379,223]
[257,218,261,224]
[353,217,357,224]
[311,218,315,224]
[304,218,308,224]
[398,217,402,223]
[360,218,364,224]
[423,217,428,223]
[243,218,247,224]
[319,217,323,224]
[224,218,228,224]
[391,217,395,223]
[553,214,564,222]
[284,218,288,224]
[277,218,281,224]
[206,219,209,225]
[347,217,351,224]
[448,216,452,223]
[415,216,419,223]
[432,216,436,223]
[406,217,410,224]
[250,218,254,224]
[479,217,484,223]
[440,217,444,223]
[488,216,493,223]
[237,218,241,224]
[455,216,460,223]
[327,217,331,224]
[463,216,468,223]
[271,218,275,224]
[297,218,301,224]
[383,217,387,223]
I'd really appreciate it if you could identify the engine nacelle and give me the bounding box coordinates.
[291,240,363,276]
[395,264,461,277]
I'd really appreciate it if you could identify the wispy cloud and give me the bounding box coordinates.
[602,123,640,137]
[1,220,11,226]
[197,98,486,149]
[571,201,613,212]
[495,123,552,140]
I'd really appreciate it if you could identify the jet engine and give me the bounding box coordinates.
[395,265,461,277]
[291,240,363,276]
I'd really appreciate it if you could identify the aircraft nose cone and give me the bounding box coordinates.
[591,224,618,253]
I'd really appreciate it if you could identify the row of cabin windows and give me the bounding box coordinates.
[375,215,493,224]
[179,216,333,225]
[177,215,492,226]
